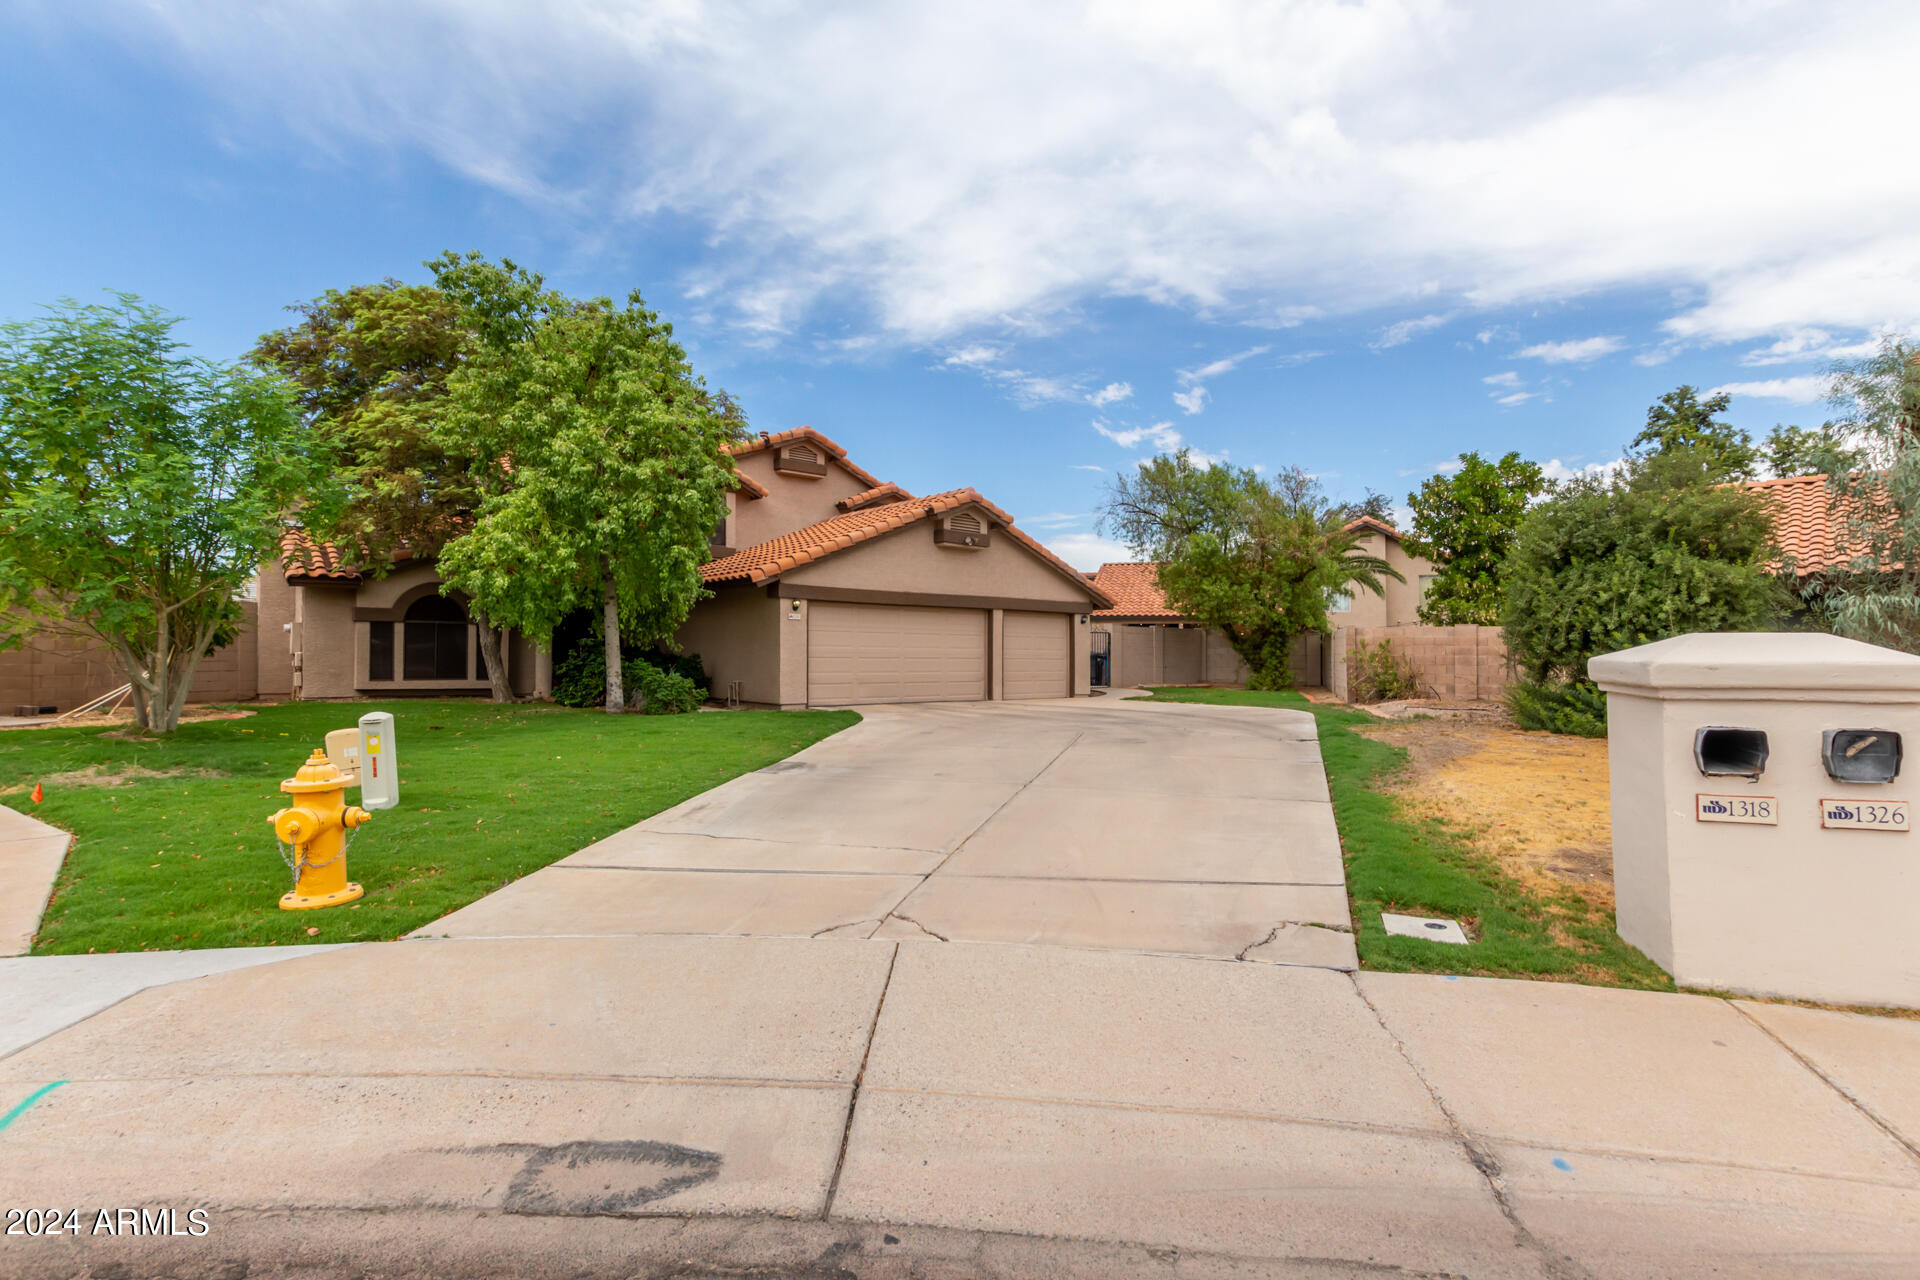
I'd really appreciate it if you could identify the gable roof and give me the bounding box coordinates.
[1088,562,1184,619]
[1743,472,1865,577]
[702,487,1113,606]
[281,530,375,583]
[726,426,884,490]
[837,482,915,511]
[1343,515,1402,539]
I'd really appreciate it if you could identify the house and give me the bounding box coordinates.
[1088,518,1437,690]
[263,426,1113,708]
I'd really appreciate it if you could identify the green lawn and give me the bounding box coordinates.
[1145,687,1671,989]
[4,700,856,954]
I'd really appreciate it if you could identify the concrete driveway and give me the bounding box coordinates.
[6,696,1920,1278]
[419,696,1359,969]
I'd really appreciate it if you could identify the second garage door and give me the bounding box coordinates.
[807,602,989,706]
[1003,610,1071,700]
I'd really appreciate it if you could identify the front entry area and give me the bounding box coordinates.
[807,602,989,705]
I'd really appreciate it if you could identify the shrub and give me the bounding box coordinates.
[628,661,703,714]
[1347,638,1424,703]
[550,637,709,710]
[1501,449,1789,684]
[1505,678,1608,737]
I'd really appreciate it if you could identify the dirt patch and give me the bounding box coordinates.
[0,764,227,795]
[1,706,257,733]
[1363,716,1614,909]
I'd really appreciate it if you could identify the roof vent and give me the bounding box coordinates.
[935,508,990,550]
[775,440,827,477]
[790,443,817,462]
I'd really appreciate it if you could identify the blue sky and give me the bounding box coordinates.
[5,1,1917,568]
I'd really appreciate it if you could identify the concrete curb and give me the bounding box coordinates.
[0,803,71,957]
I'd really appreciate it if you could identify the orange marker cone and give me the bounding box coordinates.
[31,782,44,804]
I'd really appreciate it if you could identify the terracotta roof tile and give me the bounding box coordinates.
[1344,515,1402,539]
[837,482,915,511]
[725,425,884,489]
[280,530,363,582]
[1088,562,1185,619]
[1742,473,1864,576]
[704,488,1112,607]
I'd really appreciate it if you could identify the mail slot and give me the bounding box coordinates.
[1694,727,1769,779]
[1822,729,1901,784]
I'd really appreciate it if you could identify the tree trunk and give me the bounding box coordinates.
[472,610,514,703]
[602,566,624,713]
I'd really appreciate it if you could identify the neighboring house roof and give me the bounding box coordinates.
[1343,515,1402,539]
[1741,472,1875,577]
[837,482,915,511]
[702,487,1113,606]
[725,425,885,490]
[1088,562,1185,620]
[281,530,372,583]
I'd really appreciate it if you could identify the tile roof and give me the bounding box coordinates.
[702,487,1114,606]
[1344,515,1402,539]
[1743,473,1861,576]
[725,425,884,489]
[837,482,915,511]
[281,529,365,582]
[1088,562,1185,619]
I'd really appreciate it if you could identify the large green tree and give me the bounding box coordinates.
[428,253,741,712]
[1101,453,1400,688]
[1805,341,1920,651]
[250,280,512,695]
[0,297,339,732]
[1760,421,1850,479]
[1403,451,1547,625]
[1501,448,1788,682]
[1630,385,1758,479]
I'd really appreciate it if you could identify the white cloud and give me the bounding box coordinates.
[1185,447,1231,468]
[1178,345,1270,384]
[1019,511,1090,530]
[1542,457,1626,484]
[1171,385,1209,415]
[1496,390,1537,406]
[80,2,1920,351]
[1070,463,1105,472]
[943,343,1002,368]
[1375,313,1450,348]
[1087,381,1133,406]
[1046,531,1136,573]
[1738,328,1885,367]
[1094,419,1183,451]
[1708,375,1833,405]
[1515,336,1624,364]
[1482,370,1521,388]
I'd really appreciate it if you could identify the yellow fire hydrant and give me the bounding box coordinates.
[269,749,371,910]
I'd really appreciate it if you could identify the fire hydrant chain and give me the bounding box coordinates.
[267,748,371,910]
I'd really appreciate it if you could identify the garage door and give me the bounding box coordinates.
[1003,610,1071,700]
[807,602,989,705]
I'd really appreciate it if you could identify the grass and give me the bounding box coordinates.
[1144,686,1672,989]
[3,700,856,954]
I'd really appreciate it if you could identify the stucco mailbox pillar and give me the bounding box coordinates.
[1590,632,1920,1007]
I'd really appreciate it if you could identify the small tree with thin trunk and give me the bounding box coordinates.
[428,254,740,711]
[0,296,338,732]
[1100,452,1400,688]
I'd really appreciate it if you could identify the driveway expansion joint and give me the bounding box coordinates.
[1348,973,1596,1280]
[1730,999,1920,1171]
[823,942,899,1220]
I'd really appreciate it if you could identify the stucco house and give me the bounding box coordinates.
[1087,517,1438,690]
[262,426,1113,708]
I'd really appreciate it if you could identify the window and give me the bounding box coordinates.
[711,516,728,546]
[403,595,470,680]
[1327,590,1352,613]
[1418,574,1438,599]
[368,621,394,682]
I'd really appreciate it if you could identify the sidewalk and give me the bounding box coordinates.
[2,933,1917,1277]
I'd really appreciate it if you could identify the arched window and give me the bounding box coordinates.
[403,594,470,680]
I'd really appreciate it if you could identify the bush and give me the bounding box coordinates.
[1500,449,1789,683]
[550,638,709,711]
[1505,678,1608,737]
[628,661,703,714]
[1347,638,1424,703]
